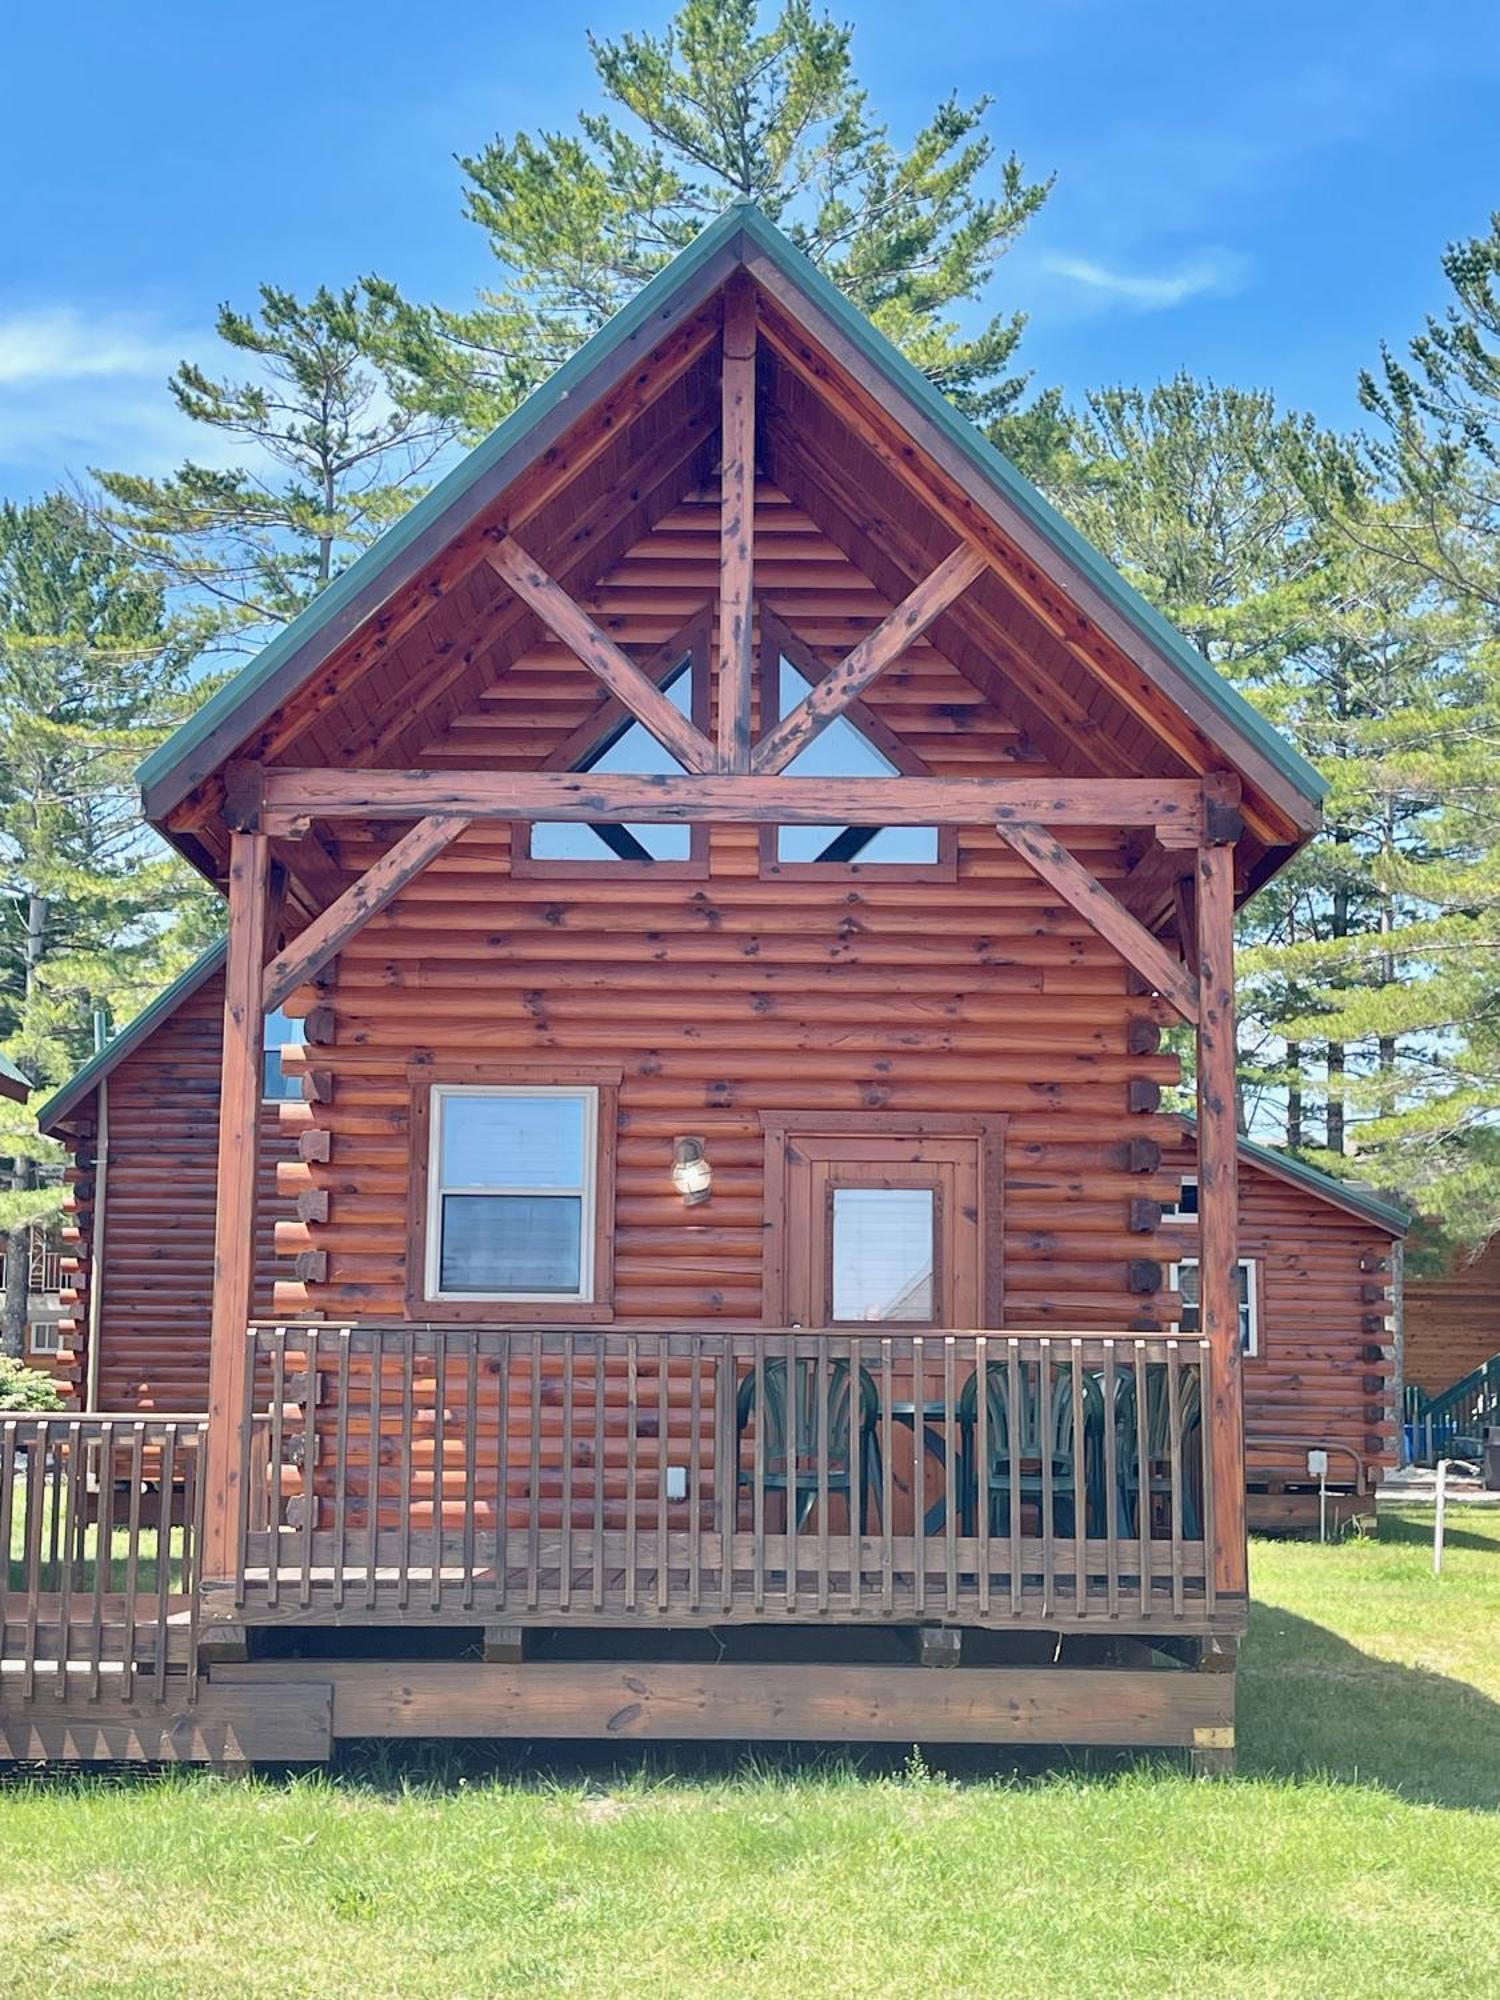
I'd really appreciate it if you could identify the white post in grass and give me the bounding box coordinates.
[1433,1458,1450,1575]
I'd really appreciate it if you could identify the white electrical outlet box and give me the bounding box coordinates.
[1306,1448,1329,1478]
[665,1465,688,1502]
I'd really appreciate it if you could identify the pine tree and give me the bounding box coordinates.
[376,0,1057,466]
[97,285,456,647]
[0,495,209,1353]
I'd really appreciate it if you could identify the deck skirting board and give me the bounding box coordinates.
[0,1680,332,1763]
[214,1660,1235,1747]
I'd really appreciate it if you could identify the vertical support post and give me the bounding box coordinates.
[717,274,757,773]
[1195,837,1246,1600]
[202,828,272,1585]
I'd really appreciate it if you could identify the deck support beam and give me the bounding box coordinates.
[202,829,271,1586]
[1195,836,1247,1603]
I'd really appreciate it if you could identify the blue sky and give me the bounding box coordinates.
[2,0,1496,499]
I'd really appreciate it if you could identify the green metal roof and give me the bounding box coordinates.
[1235,1130,1410,1235]
[35,940,227,1135]
[138,199,1325,827]
[0,1050,30,1103]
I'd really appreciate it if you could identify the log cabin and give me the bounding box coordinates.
[1,201,1331,1767]
[33,986,1405,1536]
[1405,1238,1500,1398]
[1159,1125,1405,1529]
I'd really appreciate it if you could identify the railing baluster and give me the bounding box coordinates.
[880,1336,894,1616]
[235,1329,257,1609]
[89,1423,114,1701]
[1071,1339,1087,1619]
[816,1337,830,1616]
[657,1332,670,1615]
[527,1331,542,1612]
[496,1331,510,1613]
[1039,1341,1055,1622]
[333,1328,352,1612]
[366,1330,383,1611]
[785,1325,798,1616]
[300,1325,319,1608]
[1007,1342,1022,1618]
[462,1333,479,1612]
[718,1335,734,1616]
[0,1420,16,1675]
[56,1415,85,1699]
[1103,1340,1119,1620]
[689,1334,703,1614]
[154,1424,176,1701]
[593,1334,607,1614]
[912,1334,925,1619]
[1134,1340,1151,1616]
[431,1327,448,1614]
[1167,1339,1185,1618]
[268,1327,287,1610]
[848,1331,861,1617]
[976,1334,989,1617]
[398,1330,415,1612]
[752,1332,766,1614]
[563,1332,576,1615]
[1198,1340,1216,1616]
[625,1335,639,1613]
[122,1424,144,1704]
[944,1335,958,1617]
[21,1426,44,1700]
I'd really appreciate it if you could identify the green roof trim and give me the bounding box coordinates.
[0,1050,30,1103]
[138,198,1325,824]
[35,940,227,1135]
[1235,1130,1411,1235]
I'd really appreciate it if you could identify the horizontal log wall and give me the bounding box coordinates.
[74,971,294,1410]
[1158,1133,1398,1487]
[282,483,1183,1329]
[1404,1236,1500,1395]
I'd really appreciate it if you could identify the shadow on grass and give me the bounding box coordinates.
[1238,1600,1500,1811]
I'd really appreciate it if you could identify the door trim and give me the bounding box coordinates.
[759,1110,1005,1327]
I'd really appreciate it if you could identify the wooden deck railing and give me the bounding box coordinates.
[230,1325,1223,1631]
[0,1414,205,1700]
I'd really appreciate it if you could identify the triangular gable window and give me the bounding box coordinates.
[518,618,709,875]
[766,649,947,871]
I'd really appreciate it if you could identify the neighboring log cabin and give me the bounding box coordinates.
[1405,1237,1500,1398]
[36,997,1406,1535]
[1159,1125,1406,1530]
[3,202,1331,1767]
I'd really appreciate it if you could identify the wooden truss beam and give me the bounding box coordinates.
[717,275,758,773]
[488,536,718,774]
[235,768,1214,838]
[262,815,471,1013]
[752,543,987,774]
[993,820,1201,1025]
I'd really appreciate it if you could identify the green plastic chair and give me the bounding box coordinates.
[958,1361,1105,1538]
[736,1355,882,1531]
[1114,1363,1203,1540]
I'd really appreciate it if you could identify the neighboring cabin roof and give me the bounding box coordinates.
[35,941,227,1136]
[1172,1117,1410,1236]
[137,200,1326,838]
[0,1051,30,1103]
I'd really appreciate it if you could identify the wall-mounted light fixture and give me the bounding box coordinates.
[671,1135,713,1205]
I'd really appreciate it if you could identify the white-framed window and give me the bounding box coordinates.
[424,1085,598,1302]
[1169,1257,1259,1357]
[263,1007,301,1102]
[28,1320,61,1357]
[1163,1177,1199,1224]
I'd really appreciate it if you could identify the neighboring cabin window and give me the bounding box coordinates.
[263,1007,301,1102]
[1170,1258,1260,1357]
[517,618,710,876]
[1163,1177,1199,1224]
[424,1086,599,1302]
[29,1320,60,1357]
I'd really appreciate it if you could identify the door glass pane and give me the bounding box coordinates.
[440,1093,585,1189]
[831,1187,935,1321]
[439,1193,583,1293]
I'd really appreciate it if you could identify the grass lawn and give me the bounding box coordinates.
[1,1507,1497,1998]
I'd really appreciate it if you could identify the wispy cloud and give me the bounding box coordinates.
[0,306,238,497]
[1040,250,1248,311]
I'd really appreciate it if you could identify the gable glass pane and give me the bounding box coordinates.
[439,1193,582,1293]
[532,656,694,861]
[831,1186,935,1321]
[773,656,939,863]
[439,1092,586,1189]
[262,1006,302,1100]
